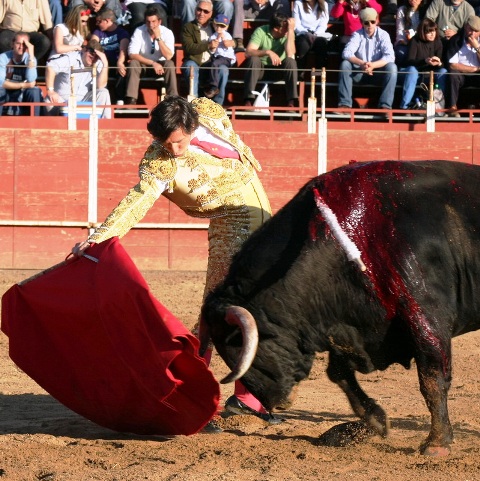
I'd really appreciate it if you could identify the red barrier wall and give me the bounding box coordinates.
[1,126,479,270]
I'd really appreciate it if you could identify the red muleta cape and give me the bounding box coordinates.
[1,237,220,435]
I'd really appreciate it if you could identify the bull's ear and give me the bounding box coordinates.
[326,325,375,374]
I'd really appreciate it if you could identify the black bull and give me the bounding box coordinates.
[201,160,480,456]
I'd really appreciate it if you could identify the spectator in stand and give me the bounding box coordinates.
[69,0,123,23]
[91,9,130,103]
[293,0,335,72]
[49,6,91,58]
[125,5,177,105]
[124,0,170,33]
[204,14,236,100]
[0,0,53,61]
[445,15,480,116]
[180,0,233,25]
[399,18,447,111]
[243,12,298,107]
[231,0,292,53]
[45,38,111,118]
[0,32,43,116]
[330,0,382,46]
[337,7,397,112]
[181,0,228,104]
[394,0,426,67]
[426,0,474,41]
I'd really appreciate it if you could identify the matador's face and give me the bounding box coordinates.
[161,128,192,157]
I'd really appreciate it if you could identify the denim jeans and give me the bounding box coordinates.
[49,0,63,25]
[181,59,228,105]
[338,60,398,108]
[0,87,43,116]
[399,66,447,109]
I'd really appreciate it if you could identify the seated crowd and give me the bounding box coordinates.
[0,0,480,117]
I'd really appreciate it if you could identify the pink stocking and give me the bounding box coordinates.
[202,349,267,414]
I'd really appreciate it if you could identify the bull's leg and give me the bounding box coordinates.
[414,343,453,456]
[326,352,389,436]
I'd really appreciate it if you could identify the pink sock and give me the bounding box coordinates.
[201,349,267,414]
[234,381,268,414]
[202,348,212,365]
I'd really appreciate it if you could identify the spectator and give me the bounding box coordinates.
[394,0,426,67]
[204,14,236,99]
[0,32,43,116]
[69,0,123,22]
[330,0,382,46]
[45,38,111,118]
[231,0,292,52]
[124,0,169,33]
[92,9,130,103]
[0,0,53,61]
[49,6,91,58]
[180,0,233,25]
[181,0,228,104]
[399,18,447,111]
[337,7,397,112]
[425,0,474,40]
[125,5,177,105]
[293,0,335,71]
[445,15,480,116]
[243,12,298,108]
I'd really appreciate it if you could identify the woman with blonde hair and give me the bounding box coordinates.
[49,6,91,58]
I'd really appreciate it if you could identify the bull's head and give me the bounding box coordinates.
[200,303,305,411]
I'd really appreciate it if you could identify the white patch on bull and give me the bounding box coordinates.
[313,188,367,272]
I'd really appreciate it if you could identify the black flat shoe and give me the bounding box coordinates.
[202,419,223,433]
[224,395,285,425]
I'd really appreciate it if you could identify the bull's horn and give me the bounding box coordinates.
[198,317,211,358]
[220,306,258,384]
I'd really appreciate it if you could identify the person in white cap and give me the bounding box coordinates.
[337,7,397,114]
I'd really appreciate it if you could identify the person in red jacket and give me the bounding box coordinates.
[330,0,382,46]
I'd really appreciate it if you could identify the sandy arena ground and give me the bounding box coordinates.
[1,269,480,481]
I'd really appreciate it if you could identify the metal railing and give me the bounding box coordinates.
[2,64,480,128]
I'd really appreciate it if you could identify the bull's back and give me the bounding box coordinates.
[315,160,480,337]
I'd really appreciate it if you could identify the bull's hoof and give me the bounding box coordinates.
[421,445,451,456]
[317,421,377,447]
[364,401,389,437]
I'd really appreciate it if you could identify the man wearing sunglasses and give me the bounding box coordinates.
[125,4,178,105]
[45,39,111,118]
[180,0,233,26]
[337,7,397,114]
[181,0,229,104]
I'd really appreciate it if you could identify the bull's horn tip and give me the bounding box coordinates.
[220,373,236,384]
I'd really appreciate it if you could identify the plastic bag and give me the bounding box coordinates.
[433,88,445,117]
[252,84,269,114]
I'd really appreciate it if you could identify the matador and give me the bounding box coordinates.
[74,96,282,426]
